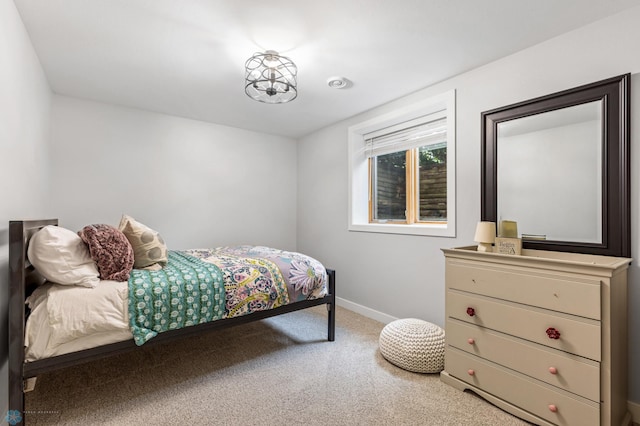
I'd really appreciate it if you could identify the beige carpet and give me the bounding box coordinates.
[25,306,529,425]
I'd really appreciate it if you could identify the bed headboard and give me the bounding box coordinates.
[8,219,58,414]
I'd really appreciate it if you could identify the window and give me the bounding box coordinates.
[367,115,447,224]
[348,90,455,237]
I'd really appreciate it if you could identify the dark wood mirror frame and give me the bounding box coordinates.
[481,74,630,257]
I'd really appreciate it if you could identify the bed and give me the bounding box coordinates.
[8,219,336,424]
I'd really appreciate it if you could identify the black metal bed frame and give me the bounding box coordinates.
[8,219,336,425]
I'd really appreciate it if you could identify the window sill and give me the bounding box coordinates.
[348,222,455,237]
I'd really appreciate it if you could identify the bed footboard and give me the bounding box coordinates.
[326,268,336,341]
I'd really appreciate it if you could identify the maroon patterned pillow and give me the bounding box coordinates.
[78,224,134,281]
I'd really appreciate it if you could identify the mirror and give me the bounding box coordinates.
[481,74,630,257]
[497,101,603,244]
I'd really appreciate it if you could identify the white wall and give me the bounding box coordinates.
[297,6,640,403]
[0,0,51,415]
[49,96,298,251]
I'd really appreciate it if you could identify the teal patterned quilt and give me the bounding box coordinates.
[129,246,327,345]
[128,251,225,345]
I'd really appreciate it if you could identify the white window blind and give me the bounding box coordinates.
[364,112,447,158]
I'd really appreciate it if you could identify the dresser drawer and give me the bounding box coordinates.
[446,260,601,320]
[446,347,599,426]
[446,318,600,401]
[448,290,601,361]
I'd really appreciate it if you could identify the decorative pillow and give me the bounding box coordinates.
[78,224,134,281]
[27,225,100,287]
[118,214,168,268]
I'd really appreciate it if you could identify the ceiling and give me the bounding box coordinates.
[14,0,639,138]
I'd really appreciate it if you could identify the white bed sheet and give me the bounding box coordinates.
[25,280,133,362]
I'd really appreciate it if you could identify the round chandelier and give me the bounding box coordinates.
[244,50,298,104]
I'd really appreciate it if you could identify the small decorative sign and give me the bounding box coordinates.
[495,237,522,255]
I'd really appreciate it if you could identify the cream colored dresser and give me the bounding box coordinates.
[440,246,631,426]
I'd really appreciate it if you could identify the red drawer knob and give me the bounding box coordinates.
[546,327,561,339]
[466,307,475,317]
[548,404,558,413]
[467,338,475,345]
[467,369,475,376]
[548,367,558,375]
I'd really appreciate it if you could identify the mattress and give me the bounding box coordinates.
[25,280,132,361]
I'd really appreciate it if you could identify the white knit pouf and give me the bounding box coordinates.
[379,318,445,373]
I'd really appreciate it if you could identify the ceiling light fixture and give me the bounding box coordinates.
[245,50,298,104]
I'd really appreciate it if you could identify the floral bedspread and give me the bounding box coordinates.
[186,245,328,311]
[129,247,327,345]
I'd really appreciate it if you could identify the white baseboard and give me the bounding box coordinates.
[336,297,398,324]
[629,400,640,425]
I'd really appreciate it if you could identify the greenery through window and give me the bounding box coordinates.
[370,145,446,224]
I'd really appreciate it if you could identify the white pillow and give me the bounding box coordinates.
[27,225,100,288]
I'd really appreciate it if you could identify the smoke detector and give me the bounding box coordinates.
[327,76,352,89]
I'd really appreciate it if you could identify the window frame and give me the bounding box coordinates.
[348,90,456,237]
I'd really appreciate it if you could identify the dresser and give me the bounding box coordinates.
[440,246,631,426]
